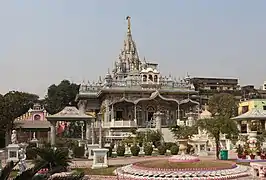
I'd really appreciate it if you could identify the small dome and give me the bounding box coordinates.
[146,67,154,72]
[141,69,148,73]
[200,109,212,119]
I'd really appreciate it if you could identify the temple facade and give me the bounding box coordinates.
[76,17,200,142]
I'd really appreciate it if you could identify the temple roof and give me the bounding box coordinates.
[231,108,266,120]
[46,106,93,121]
[14,120,50,129]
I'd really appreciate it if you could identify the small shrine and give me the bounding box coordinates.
[232,108,266,134]
[14,103,50,143]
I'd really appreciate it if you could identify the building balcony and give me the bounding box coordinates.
[102,120,137,128]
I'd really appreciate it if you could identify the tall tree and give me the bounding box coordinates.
[196,93,239,159]
[44,80,80,114]
[0,91,39,146]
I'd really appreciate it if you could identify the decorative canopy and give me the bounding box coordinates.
[46,106,94,121]
[231,108,266,120]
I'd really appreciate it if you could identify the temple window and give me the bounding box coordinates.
[154,75,158,82]
[143,75,147,82]
[116,111,123,120]
[149,74,153,81]
[34,114,41,121]
[263,106,266,110]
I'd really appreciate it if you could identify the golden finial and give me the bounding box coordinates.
[126,16,131,33]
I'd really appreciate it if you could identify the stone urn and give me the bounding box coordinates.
[177,139,188,155]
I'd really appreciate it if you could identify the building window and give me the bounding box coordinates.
[148,74,153,81]
[263,106,266,110]
[34,114,41,121]
[242,106,249,114]
[116,111,123,120]
[154,75,158,82]
[143,75,147,82]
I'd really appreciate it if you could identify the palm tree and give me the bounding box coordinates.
[33,147,71,172]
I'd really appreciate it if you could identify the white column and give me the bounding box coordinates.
[264,120,266,131]
[98,113,103,148]
[105,100,110,122]
[247,120,251,133]
[50,121,56,146]
[81,122,84,140]
[177,104,180,120]
[85,120,90,140]
[134,104,137,125]
[91,119,95,145]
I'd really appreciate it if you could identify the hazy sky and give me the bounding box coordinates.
[0,1,265,98]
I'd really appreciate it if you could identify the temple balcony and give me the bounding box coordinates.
[102,120,137,128]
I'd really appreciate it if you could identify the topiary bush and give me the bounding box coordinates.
[165,142,176,150]
[26,146,37,160]
[130,145,140,156]
[158,145,166,155]
[144,144,153,156]
[170,145,179,155]
[73,146,85,158]
[116,145,125,156]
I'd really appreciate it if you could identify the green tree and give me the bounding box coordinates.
[170,125,197,140]
[44,80,80,114]
[197,93,239,159]
[0,91,39,146]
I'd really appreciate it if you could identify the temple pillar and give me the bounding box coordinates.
[50,121,56,146]
[98,113,103,148]
[134,104,137,125]
[91,119,95,144]
[105,100,110,122]
[247,120,251,133]
[177,104,180,121]
[78,100,86,114]
[264,120,266,131]
[85,120,91,140]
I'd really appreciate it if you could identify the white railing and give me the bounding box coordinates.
[102,120,137,128]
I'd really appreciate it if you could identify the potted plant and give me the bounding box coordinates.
[169,125,197,155]
[235,145,244,159]
[261,148,266,159]
[248,148,257,159]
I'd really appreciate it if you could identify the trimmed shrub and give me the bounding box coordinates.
[170,145,179,155]
[165,142,176,150]
[26,147,37,160]
[158,145,166,155]
[73,146,85,158]
[116,145,125,156]
[154,141,161,148]
[144,144,153,156]
[130,145,140,156]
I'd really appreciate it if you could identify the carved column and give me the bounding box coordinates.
[237,121,241,132]
[50,121,56,146]
[111,104,115,126]
[247,120,251,133]
[98,113,103,148]
[91,119,95,144]
[105,100,110,122]
[85,120,91,141]
[177,104,180,124]
[134,104,137,125]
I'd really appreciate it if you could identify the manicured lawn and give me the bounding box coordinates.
[135,159,234,169]
[73,165,122,176]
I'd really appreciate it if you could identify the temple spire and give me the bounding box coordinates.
[126,16,131,33]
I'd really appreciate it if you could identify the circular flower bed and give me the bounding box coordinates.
[115,155,250,179]
[168,155,200,163]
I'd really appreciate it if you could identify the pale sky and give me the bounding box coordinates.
[0,1,265,98]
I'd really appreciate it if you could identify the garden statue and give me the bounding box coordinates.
[68,148,74,159]
[11,130,18,144]
[18,147,27,174]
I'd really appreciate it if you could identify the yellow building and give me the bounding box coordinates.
[238,99,266,115]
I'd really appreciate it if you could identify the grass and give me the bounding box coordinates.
[135,159,234,169]
[73,165,122,176]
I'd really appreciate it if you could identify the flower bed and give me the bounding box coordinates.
[133,159,237,171]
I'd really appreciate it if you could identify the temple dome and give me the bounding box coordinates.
[200,106,212,119]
